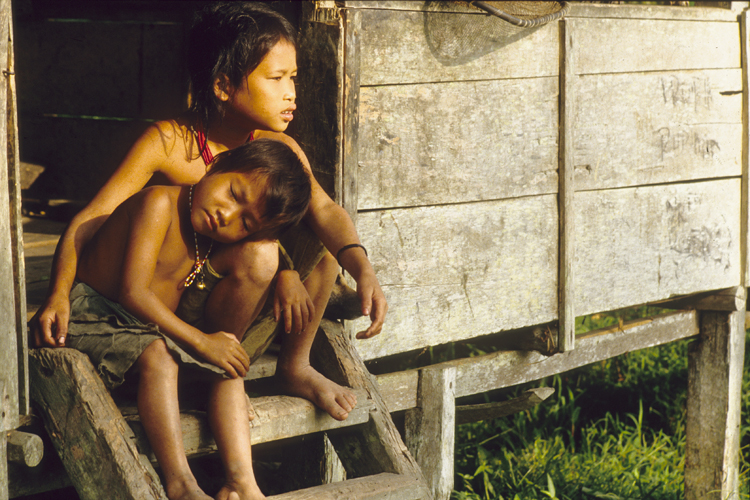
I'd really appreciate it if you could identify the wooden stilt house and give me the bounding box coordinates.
[2,1,748,499]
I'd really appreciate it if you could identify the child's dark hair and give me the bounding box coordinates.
[187,2,297,132]
[208,139,310,235]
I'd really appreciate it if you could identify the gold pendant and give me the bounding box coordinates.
[197,278,206,290]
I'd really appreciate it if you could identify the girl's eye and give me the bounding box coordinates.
[230,186,237,200]
[242,218,250,232]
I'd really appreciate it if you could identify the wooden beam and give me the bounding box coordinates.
[685,308,746,499]
[267,472,427,500]
[6,430,43,467]
[558,18,575,352]
[456,387,555,425]
[124,389,374,462]
[341,7,361,223]
[29,348,167,500]
[655,287,746,312]
[405,366,455,500]
[742,10,750,287]
[373,310,699,408]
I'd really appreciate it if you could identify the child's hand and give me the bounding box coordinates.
[31,293,71,347]
[197,332,250,378]
[273,270,315,335]
[355,271,388,340]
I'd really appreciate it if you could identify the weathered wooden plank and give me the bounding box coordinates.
[685,309,745,500]
[345,1,739,22]
[558,18,576,352]
[405,366,455,500]
[358,8,559,86]
[0,380,8,500]
[0,0,17,430]
[29,348,167,500]
[369,311,700,412]
[7,5,28,419]
[342,8,361,222]
[575,180,742,317]
[357,77,559,209]
[352,196,558,360]
[125,389,374,461]
[575,18,740,75]
[6,430,43,468]
[436,310,698,398]
[656,286,746,312]
[742,11,750,286]
[456,387,555,425]
[574,69,743,191]
[267,472,428,500]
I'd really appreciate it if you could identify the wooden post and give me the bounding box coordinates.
[405,366,456,500]
[1,380,9,500]
[341,6,362,226]
[558,18,576,352]
[685,307,746,500]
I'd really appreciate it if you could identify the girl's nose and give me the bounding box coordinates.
[284,83,295,101]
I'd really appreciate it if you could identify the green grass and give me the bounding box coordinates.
[452,310,750,500]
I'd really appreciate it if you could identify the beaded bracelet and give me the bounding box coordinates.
[336,243,368,265]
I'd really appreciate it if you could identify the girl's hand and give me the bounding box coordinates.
[355,271,388,340]
[31,292,71,348]
[273,270,315,335]
[196,332,250,378]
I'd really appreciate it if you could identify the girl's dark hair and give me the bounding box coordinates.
[187,2,297,132]
[208,139,311,235]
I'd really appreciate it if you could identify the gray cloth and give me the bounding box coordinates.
[65,282,226,390]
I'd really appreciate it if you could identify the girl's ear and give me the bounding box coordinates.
[213,74,231,102]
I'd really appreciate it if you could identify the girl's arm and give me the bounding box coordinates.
[118,190,250,378]
[31,123,173,348]
[265,132,388,339]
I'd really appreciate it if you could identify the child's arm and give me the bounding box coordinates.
[265,133,388,340]
[118,190,250,378]
[31,124,172,348]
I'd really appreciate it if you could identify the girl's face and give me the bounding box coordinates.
[191,171,268,243]
[217,40,297,133]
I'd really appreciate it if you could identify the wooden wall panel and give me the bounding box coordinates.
[574,179,741,317]
[574,69,743,190]
[574,18,740,75]
[352,195,558,360]
[357,77,559,209]
[358,9,559,86]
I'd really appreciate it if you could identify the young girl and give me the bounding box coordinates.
[31,2,386,422]
[70,139,310,500]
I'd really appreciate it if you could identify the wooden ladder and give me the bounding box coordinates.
[28,320,431,500]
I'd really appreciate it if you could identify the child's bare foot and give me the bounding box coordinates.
[166,477,213,500]
[276,364,357,421]
[215,480,265,500]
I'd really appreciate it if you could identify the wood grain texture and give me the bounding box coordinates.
[357,8,559,86]
[574,18,740,75]
[574,179,742,317]
[685,309,746,500]
[126,389,374,461]
[455,387,555,425]
[351,196,558,360]
[29,348,167,500]
[357,77,559,209]
[267,472,428,500]
[405,366,455,500]
[0,380,8,500]
[574,69,743,191]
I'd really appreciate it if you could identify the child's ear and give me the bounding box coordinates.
[213,74,231,102]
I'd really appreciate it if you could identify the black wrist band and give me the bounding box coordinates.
[336,243,368,265]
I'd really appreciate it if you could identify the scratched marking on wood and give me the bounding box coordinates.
[357,77,559,209]
[575,69,742,190]
[575,179,741,317]
[352,196,558,360]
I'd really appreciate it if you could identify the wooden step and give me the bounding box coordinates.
[267,472,427,500]
[122,388,374,462]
